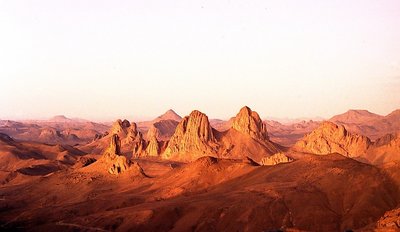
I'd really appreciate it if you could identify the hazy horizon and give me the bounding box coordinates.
[1,0,399,121]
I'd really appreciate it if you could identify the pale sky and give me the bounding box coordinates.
[1,0,399,121]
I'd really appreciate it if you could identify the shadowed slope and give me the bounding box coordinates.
[0,154,398,231]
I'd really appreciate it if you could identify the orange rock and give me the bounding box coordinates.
[260,153,293,166]
[293,121,371,158]
[232,106,269,141]
[162,110,218,161]
[101,134,131,175]
[145,133,160,157]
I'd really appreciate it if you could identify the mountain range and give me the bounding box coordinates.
[0,107,399,231]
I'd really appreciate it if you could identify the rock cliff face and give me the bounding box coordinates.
[231,106,269,141]
[128,123,147,158]
[110,119,130,135]
[104,119,147,156]
[260,153,293,166]
[101,134,131,175]
[162,110,218,161]
[293,121,371,158]
[145,133,160,157]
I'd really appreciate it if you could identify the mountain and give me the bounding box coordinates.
[216,106,282,162]
[80,119,147,155]
[293,121,371,158]
[48,115,73,122]
[365,132,400,165]
[329,109,400,140]
[231,106,269,141]
[161,107,282,162]
[265,119,321,146]
[146,120,179,141]
[209,118,232,132]
[0,118,109,145]
[330,109,383,124]
[145,132,160,157]
[153,109,182,122]
[293,121,400,165]
[137,109,182,142]
[162,110,219,161]
[211,118,321,147]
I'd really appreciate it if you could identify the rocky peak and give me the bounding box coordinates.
[103,134,121,159]
[145,133,160,157]
[121,119,131,128]
[232,106,269,141]
[185,110,216,141]
[162,110,218,160]
[293,121,371,158]
[110,119,130,134]
[101,134,130,175]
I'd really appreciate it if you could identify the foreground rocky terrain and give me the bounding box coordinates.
[0,107,399,231]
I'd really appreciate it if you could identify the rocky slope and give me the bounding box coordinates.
[365,132,400,165]
[1,154,398,231]
[293,121,371,158]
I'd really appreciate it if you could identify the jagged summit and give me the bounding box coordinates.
[231,106,269,141]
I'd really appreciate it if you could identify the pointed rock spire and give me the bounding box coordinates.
[145,133,160,157]
[101,134,130,175]
[232,106,269,141]
[162,110,218,160]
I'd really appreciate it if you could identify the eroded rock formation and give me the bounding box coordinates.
[101,134,131,175]
[293,121,371,158]
[260,153,293,166]
[231,106,269,141]
[145,133,160,157]
[162,110,218,161]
